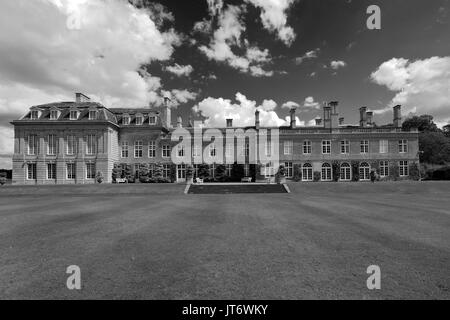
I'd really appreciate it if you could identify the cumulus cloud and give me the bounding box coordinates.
[371,56,450,125]
[282,101,300,109]
[161,89,198,108]
[295,48,320,65]
[165,64,194,77]
[245,0,297,46]
[193,93,289,127]
[303,96,321,109]
[198,5,274,77]
[330,60,347,70]
[0,0,186,161]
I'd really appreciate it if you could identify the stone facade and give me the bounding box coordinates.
[10,94,420,185]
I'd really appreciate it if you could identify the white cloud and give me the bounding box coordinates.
[371,56,450,125]
[165,64,194,77]
[330,60,347,70]
[207,0,224,17]
[161,89,198,108]
[303,97,321,109]
[0,0,185,158]
[295,48,320,65]
[198,5,274,77]
[193,93,289,127]
[245,0,297,46]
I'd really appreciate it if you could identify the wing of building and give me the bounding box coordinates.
[10,93,419,185]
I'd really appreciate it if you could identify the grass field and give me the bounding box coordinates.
[0,181,449,299]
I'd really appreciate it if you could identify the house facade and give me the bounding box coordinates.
[10,93,420,185]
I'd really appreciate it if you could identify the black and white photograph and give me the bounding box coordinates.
[0,0,450,307]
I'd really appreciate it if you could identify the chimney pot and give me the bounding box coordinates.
[360,107,368,127]
[339,117,345,126]
[255,110,260,130]
[75,93,90,103]
[290,108,297,129]
[226,119,233,128]
[393,105,402,127]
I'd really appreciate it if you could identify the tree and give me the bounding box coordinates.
[197,164,210,179]
[420,132,450,164]
[443,124,450,138]
[402,115,439,132]
[215,164,227,182]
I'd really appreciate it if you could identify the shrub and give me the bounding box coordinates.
[0,177,6,186]
[389,164,399,181]
[186,165,194,179]
[313,171,321,182]
[96,171,104,184]
[112,164,123,182]
[332,162,340,182]
[197,164,210,179]
[409,162,420,181]
[170,164,177,183]
[215,164,227,182]
[351,162,360,182]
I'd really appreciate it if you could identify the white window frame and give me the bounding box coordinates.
[209,143,217,157]
[284,162,293,178]
[134,140,143,158]
[322,140,331,154]
[340,140,350,154]
[193,144,201,158]
[360,140,369,154]
[50,110,59,120]
[88,110,97,120]
[27,163,37,180]
[69,110,78,121]
[47,163,56,180]
[121,141,129,158]
[27,135,37,156]
[399,140,408,153]
[302,163,313,181]
[359,162,371,181]
[399,160,409,177]
[284,141,293,155]
[86,135,96,155]
[86,162,96,179]
[67,135,76,155]
[47,135,57,156]
[135,116,143,126]
[122,115,130,126]
[303,141,312,155]
[340,163,351,181]
[379,140,389,154]
[149,116,157,125]
[67,163,76,180]
[162,145,171,158]
[380,160,389,177]
[321,163,332,181]
[30,110,39,120]
[148,141,156,158]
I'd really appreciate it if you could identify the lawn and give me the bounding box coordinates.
[0,181,449,299]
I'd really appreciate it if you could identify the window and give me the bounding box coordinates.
[148,141,156,158]
[263,162,274,178]
[162,145,171,158]
[47,135,57,156]
[86,163,96,179]
[380,161,389,177]
[193,144,201,158]
[226,164,233,177]
[303,141,312,155]
[284,141,293,155]
[149,116,156,125]
[50,110,58,120]
[30,110,39,120]
[122,116,130,125]
[209,143,216,157]
[321,163,332,181]
[359,162,370,180]
[379,140,389,154]
[135,116,143,125]
[193,164,199,178]
[285,162,293,178]
[27,135,38,155]
[69,110,78,120]
[27,163,37,180]
[67,163,76,180]
[399,161,409,176]
[340,140,350,154]
[134,140,143,158]
[360,140,369,154]
[47,163,56,180]
[244,143,250,157]
[163,164,171,178]
[121,141,129,158]
[67,136,76,155]
[210,163,216,178]
[302,163,313,181]
[244,164,249,177]
[265,141,272,157]
[88,110,97,120]
[399,140,408,153]
[340,163,351,181]
[177,145,185,158]
[86,135,96,155]
[322,140,331,154]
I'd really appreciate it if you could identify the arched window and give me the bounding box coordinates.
[340,162,351,181]
[360,162,370,181]
[302,163,313,181]
[321,163,332,181]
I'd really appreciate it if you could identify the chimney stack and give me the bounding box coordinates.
[366,111,374,126]
[323,103,332,129]
[359,107,368,127]
[329,101,339,128]
[393,105,402,128]
[255,110,260,130]
[75,93,90,103]
[339,117,345,126]
[163,97,172,128]
[226,119,233,128]
[290,108,297,129]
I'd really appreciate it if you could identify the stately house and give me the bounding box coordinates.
[11,93,419,185]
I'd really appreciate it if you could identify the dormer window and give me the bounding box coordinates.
[149,116,156,125]
[30,110,39,120]
[88,110,97,120]
[70,110,78,120]
[135,115,143,126]
[50,110,59,120]
[123,115,130,125]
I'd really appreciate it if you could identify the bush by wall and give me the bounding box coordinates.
[313,171,321,182]
[293,164,302,182]
[351,161,360,182]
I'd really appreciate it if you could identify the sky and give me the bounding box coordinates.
[0,0,449,169]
